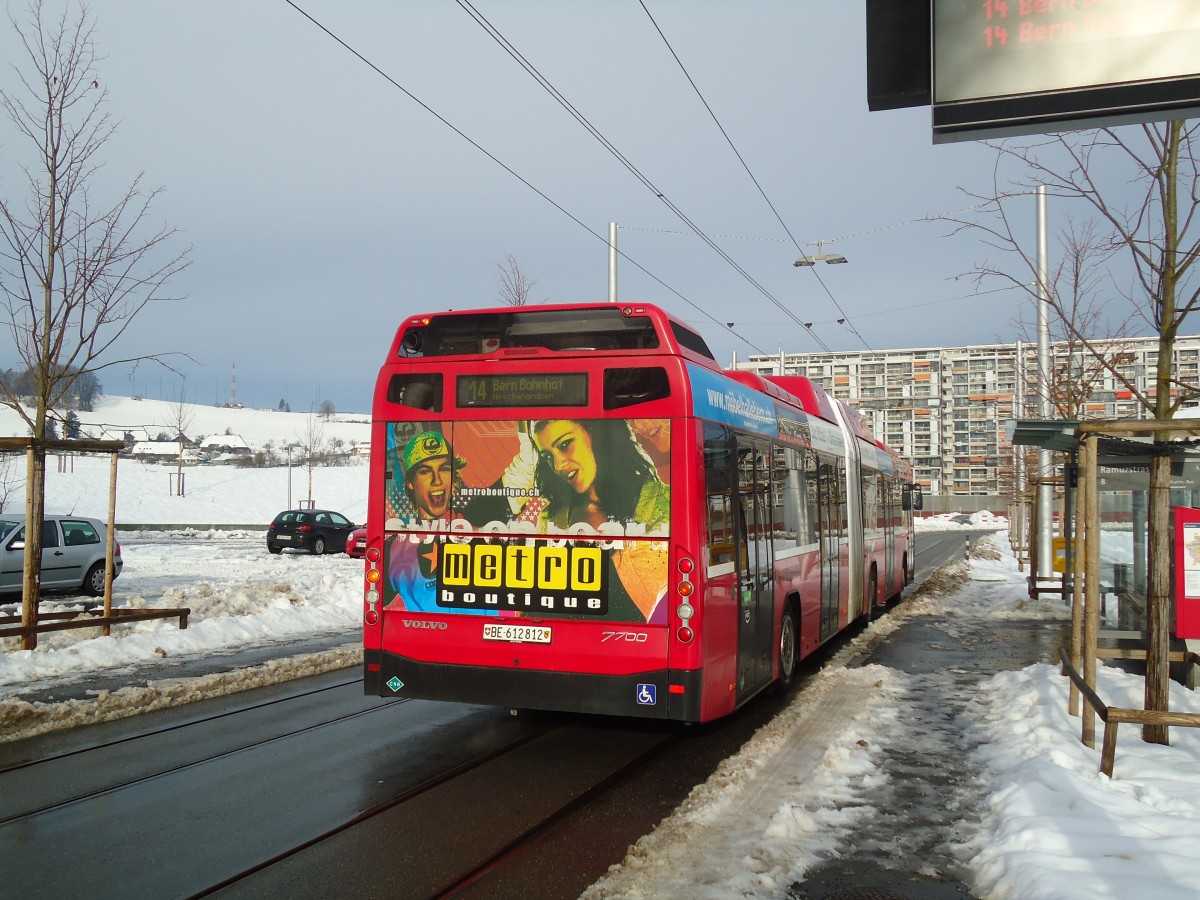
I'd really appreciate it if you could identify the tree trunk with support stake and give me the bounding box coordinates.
[1145,451,1173,744]
[20,444,45,650]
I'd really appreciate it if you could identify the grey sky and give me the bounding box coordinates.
[1,1,1047,413]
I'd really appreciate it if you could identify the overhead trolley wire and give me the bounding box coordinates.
[637,0,872,353]
[282,0,775,357]
[452,0,835,353]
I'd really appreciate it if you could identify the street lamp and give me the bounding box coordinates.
[794,242,848,266]
[794,252,848,266]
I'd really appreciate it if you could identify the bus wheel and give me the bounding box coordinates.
[773,607,797,695]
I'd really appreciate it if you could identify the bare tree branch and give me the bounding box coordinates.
[942,121,1200,744]
[0,0,191,647]
[495,253,546,306]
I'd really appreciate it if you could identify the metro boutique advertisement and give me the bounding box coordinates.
[382,418,672,624]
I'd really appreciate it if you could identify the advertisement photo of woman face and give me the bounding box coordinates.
[534,420,598,498]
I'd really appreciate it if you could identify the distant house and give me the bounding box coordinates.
[130,441,201,464]
[199,433,252,462]
[351,440,371,457]
[99,426,156,446]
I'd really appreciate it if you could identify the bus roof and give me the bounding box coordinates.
[389,302,721,370]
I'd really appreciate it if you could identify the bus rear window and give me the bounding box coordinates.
[604,367,671,410]
[387,374,443,411]
[399,308,661,356]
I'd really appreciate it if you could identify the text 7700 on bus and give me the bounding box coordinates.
[361,302,920,723]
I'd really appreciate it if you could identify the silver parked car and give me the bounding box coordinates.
[0,514,123,596]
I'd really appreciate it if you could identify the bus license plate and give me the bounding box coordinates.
[482,623,552,644]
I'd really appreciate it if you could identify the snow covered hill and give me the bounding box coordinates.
[0,395,371,525]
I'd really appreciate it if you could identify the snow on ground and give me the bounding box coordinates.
[0,531,363,738]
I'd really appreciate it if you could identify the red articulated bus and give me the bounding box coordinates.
[361,302,919,723]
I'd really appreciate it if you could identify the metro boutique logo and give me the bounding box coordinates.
[435,539,610,615]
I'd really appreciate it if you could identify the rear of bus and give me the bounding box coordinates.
[361,303,720,722]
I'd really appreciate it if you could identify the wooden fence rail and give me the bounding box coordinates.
[1059,647,1200,778]
[0,607,190,639]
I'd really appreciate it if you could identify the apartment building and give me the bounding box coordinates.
[736,335,1200,497]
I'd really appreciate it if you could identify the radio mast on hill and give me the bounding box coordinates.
[225,361,243,409]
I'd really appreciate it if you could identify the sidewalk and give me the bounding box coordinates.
[791,613,1069,898]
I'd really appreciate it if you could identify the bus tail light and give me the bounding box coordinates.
[675,552,696,629]
[365,542,381,625]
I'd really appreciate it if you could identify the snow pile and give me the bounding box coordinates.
[965,663,1200,899]
[0,644,361,741]
[0,535,363,740]
[583,666,904,899]
[916,510,1008,530]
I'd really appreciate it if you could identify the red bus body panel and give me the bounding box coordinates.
[363,303,915,723]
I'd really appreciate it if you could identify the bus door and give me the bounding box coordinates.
[736,438,776,697]
[817,455,842,642]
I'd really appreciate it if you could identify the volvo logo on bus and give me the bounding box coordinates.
[436,539,609,615]
[401,619,448,630]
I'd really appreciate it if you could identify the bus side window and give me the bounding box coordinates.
[707,494,734,565]
[703,423,736,565]
[779,447,808,551]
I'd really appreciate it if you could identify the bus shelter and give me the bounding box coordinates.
[1011,418,1200,636]
[1011,418,1200,760]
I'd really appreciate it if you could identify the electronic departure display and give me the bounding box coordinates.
[457,373,588,408]
[932,0,1200,141]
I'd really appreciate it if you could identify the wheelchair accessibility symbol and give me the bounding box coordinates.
[636,683,657,705]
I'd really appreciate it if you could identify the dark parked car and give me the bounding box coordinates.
[267,509,356,555]
[0,514,123,596]
[346,526,367,559]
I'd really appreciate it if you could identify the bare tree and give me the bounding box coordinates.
[297,410,326,505]
[0,454,23,513]
[947,121,1200,743]
[0,1,190,646]
[495,253,545,306]
[1003,221,1140,420]
[166,380,194,495]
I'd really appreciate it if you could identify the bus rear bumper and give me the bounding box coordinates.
[364,648,705,722]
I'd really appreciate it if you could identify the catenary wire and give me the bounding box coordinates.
[282,1,776,357]
[452,0,835,353]
[638,0,872,352]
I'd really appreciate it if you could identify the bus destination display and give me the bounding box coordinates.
[457,372,588,408]
[933,0,1200,139]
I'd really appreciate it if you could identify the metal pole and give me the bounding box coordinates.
[1014,340,1025,495]
[608,222,618,303]
[103,451,118,635]
[1037,185,1055,579]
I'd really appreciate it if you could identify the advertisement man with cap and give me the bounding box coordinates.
[385,430,496,616]
[402,430,467,520]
